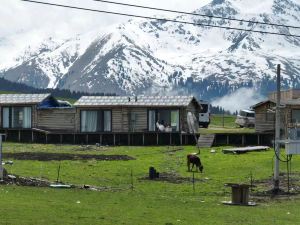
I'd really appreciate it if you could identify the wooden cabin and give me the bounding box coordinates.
[252,89,300,134]
[74,95,201,133]
[0,94,74,132]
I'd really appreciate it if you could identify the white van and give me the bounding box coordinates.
[199,101,211,128]
[235,109,255,128]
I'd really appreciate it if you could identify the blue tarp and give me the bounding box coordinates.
[37,96,73,109]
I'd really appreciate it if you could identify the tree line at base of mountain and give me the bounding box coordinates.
[0,77,117,99]
[0,77,237,114]
[211,105,235,115]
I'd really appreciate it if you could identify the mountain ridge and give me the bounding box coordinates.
[1,0,300,101]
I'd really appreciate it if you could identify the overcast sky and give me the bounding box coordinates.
[1,0,212,40]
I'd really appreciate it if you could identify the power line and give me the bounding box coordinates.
[93,0,300,30]
[20,0,300,38]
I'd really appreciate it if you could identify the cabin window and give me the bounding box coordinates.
[292,110,300,123]
[103,110,111,132]
[81,110,111,132]
[148,109,180,132]
[148,110,156,131]
[2,107,9,128]
[2,106,32,129]
[171,110,180,131]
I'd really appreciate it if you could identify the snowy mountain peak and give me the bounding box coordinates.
[1,0,300,100]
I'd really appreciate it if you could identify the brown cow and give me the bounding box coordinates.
[187,154,203,173]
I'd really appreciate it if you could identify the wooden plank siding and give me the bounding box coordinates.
[37,108,76,132]
[254,103,275,133]
[75,107,149,133]
[75,105,199,133]
[253,101,300,134]
[182,100,201,132]
[0,106,2,128]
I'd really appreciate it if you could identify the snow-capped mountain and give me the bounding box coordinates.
[1,0,300,100]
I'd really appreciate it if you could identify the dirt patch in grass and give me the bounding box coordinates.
[1,174,129,192]
[251,172,300,201]
[3,152,135,161]
[1,174,52,187]
[162,147,184,154]
[140,172,205,184]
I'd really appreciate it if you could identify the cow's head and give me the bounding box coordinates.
[199,165,204,173]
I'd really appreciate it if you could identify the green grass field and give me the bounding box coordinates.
[0,143,300,224]
[200,114,255,134]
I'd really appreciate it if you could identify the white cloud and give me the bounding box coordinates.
[1,0,212,38]
[212,88,265,113]
[0,0,211,69]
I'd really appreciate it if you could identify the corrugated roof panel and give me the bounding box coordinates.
[74,95,196,107]
[0,94,51,104]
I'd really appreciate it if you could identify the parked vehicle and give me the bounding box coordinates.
[199,101,211,128]
[235,109,255,128]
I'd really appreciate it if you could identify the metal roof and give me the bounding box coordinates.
[252,98,300,109]
[74,95,197,107]
[0,94,51,105]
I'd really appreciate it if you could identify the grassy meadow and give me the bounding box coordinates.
[200,114,255,134]
[0,143,300,225]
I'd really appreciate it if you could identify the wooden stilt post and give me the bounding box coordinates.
[142,133,145,146]
[156,133,159,145]
[18,130,21,142]
[180,133,182,145]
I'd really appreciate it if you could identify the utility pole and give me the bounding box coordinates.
[273,64,281,193]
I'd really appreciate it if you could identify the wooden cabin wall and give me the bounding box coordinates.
[254,103,288,134]
[286,105,300,127]
[0,106,2,128]
[269,90,300,102]
[32,105,38,128]
[111,108,123,132]
[37,108,76,131]
[75,108,80,132]
[254,104,275,133]
[112,107,148,132]
[126,108,147,132]
[75,107,148,132]
[182,100,200,132]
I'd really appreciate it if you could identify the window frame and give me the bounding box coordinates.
[1,106,33,129]
[80,109,112,133]
[147,108,180,132]
[291,109,300,124]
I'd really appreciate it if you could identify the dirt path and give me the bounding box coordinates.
[3,152,135,161]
